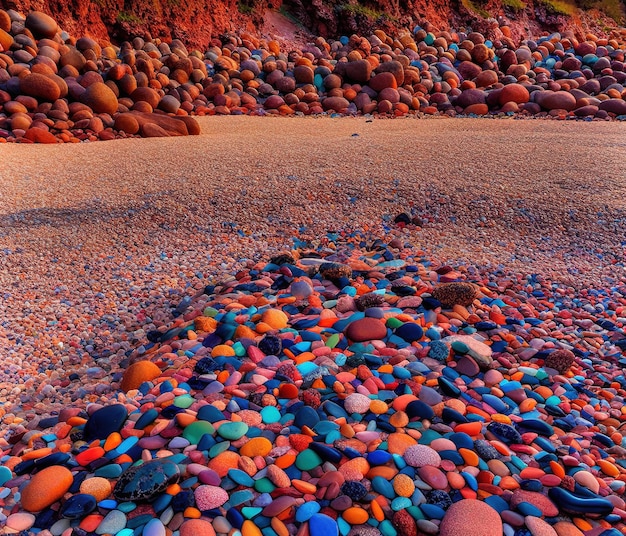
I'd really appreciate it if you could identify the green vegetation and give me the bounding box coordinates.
[338,3,386,20]
[577,0,624,22]
[537,0,577,15]
[502,0,527,11]
[116,10,141,23]
[461,0,491,18]
[237,1,254,14]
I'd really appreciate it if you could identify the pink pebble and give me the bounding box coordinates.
[6,513,36,531]
[195,485,229,509]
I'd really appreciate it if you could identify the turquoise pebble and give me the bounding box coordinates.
[380,520,397,536]
[218,422,249,440]
[391,497,412,511]
[242,506,263,519]
[296,501,320,522]
[451,340,469,353]
[419,503,445,519]
[0,466,11,486]
[117,436,139,454]
[228,469,255,487]
[337,517,351,536]
[372,476,395,499]
[95,464,123,478]
[116,530,134,536]
[260,406,281,424]
[296,449,323,471]
[229,490,254,506]
[118,502,138,513]
[406,505,424,520]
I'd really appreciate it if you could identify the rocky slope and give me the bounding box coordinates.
[1,0,624,48]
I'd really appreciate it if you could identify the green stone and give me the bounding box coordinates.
[208,441,231,458]
[260,406,281,424]
[204,307,218,317]
[95,463,123,478]
[386,317,403,329]
[233,342,246,356]
[295,449,323,471]
[451,340,469,354]
[254,477,276,493]
[173,394,194,409]
[325,333,340,348]
[182,421,215,444]
[217,421,249,440]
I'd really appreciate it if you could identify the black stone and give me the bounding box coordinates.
[83,404,128,442]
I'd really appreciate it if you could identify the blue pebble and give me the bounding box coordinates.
[296,501,321,522]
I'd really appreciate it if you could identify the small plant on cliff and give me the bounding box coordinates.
[502,0,527,11]
[338,3,386,20]
[538,0,577,15]
[460,0,491,17]
[577,0,624,23]
[238,1,255,14]
[116,11,141,23]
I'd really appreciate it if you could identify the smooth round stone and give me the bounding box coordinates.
[143,518,166,536]
[59,493,97,519]
[195,485,229,510]
[345,317,387,342]
[439,499,502,536]
[525,516,559,536]
[296,501,321,522]
[0,466,12,486]
[404,445,442,467]
[368,450,393,465]
[296,449,323,471]
[180,519,217,536]
[96,510,127,535]
[197,405,225,422]
[344,393,372,414]
[6,512,36,531]
[169,437,191,449]
[218,421,249,440]
[260,406,281,424]
[21,465,74,512]
[113,460,180,501]
[183,421,215,443]
[573,470,600,493]
[418,466,447,489]
[84,404,128,441]
[173,394,195,408]
[548,487,613,515]
[309,513,339,536]
[395,322,424,342]
[294,406,321,428]
[419,386,443,406]
[406,400,435,420]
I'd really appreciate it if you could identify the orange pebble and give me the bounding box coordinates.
[549,460,565,479]
[278,383,299,399]
[454,422,483,436]
[176,413,196,427]
[184,507,202,518]
[459,448,479,466]
[573,517,593,531]
[66,416,87,426]
[343,507,369,525]
[520,467,546,479]
[104,432,122,451]
[499,476,520,490]
[79,514,104,532]
[387,432,417,454]
[292,479,317,494]
[21,447,53,461]
[275,453,297,469]
[271,517,290,536]
[75,446,105,466]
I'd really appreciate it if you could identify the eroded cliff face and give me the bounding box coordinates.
[0,0,623,48]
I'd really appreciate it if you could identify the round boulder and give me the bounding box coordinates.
[81,82,118,115]
[25,11,58,39]
[498,84,529,105]
[20,73,61,102]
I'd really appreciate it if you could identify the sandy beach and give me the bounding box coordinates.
[2,116,626,535]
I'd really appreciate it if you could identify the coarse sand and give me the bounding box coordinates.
[0,115,625,414]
